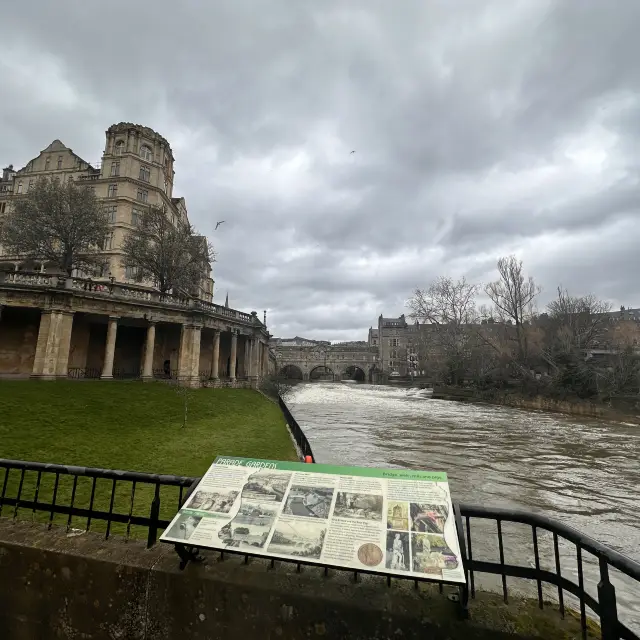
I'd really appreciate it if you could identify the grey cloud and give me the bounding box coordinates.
[1,0,640,341]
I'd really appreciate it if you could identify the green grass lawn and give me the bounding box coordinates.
[0,380,297,539]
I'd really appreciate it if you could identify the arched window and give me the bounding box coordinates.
[114,140,125,155]
[16,182,23,194]
[140,145,153,161]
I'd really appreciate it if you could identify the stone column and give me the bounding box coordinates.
[245,338,252,379]
[211,329,220,380]
[101,316,118,379]
[31,310,75,379]
[259,343,264,376]
[177,324,202,386]
[229,331,238,381]
[243,337,251,379]
[191,325,202,382]
[55,311,75,377]
[262,343,268,376]
[141,322,156,381]
[249,339,259,385]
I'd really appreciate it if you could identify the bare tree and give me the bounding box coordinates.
[409,276,479,326]
[260,373,294,401]
[407,276,479,385]
[546,288,612,355]
[0,176,109,276]
[121,205,215,296]
[485,256,540,365]
[599,319,640,396]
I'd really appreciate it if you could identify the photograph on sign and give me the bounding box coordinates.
[160,457,466,584]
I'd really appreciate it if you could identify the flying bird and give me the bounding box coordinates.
[215,220,225,230]
[350,150,356,154]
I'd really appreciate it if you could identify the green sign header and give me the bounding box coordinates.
[213,456,447,482]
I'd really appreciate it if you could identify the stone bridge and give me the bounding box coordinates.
[271,342,380,382]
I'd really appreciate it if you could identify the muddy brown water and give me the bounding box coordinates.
[287,382,640,631]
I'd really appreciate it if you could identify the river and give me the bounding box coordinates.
[287,382,640,630]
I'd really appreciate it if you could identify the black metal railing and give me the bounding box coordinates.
[68,367,101,379]
[67,367,143,380]
[153,368,174,379]
[278,396,315,462]
[0,458,196,549]
[1,457,639,638]
[459,503,640,640]
[271,402,639,638]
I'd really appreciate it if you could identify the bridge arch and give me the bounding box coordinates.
[279,364,303,380]
[309,365,335,381]
[343,365,366,382]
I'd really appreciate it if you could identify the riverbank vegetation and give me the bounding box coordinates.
[407,255,640,406]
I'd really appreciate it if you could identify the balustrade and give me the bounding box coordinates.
[4,271,59,287]
[1,270,260,326]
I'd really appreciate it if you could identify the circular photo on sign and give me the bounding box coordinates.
[357,543,383,567]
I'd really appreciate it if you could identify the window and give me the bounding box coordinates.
[139,165,150,182]
[132,207,143,225]
[163,176,168,193]
[114,140,125,155]
[76,158,84,169]
[57,156,63,169]
[16,182,23,194]
[102,232,114,250]
[390,338,399,347]
[0,203,6,214]
[107,184,118,197]
[105,205,117,223]
[27,161,34,172]
[110,161,120,177]
[139,145,152,161]
[125,266,138,280]
[136,189,148,202]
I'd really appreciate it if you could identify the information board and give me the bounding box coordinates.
[160,457,466,584]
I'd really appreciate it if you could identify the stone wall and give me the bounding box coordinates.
[0,520,579,640]
[67,315,91,369]
[0,307,40,375]
[432,386,640,424]
[484,392,640,424]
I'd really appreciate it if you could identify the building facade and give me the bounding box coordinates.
[0,123,273,387]
[0,123,213,301]
[0,271,270,387]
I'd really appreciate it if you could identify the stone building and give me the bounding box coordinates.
[0,123,272,386]
[0,272,272,386]
[0,123,213,301]
[368,315,413,376]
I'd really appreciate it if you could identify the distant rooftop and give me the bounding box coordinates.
[270,336,331,346]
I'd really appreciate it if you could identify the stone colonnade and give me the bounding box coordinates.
[2,303,269,387]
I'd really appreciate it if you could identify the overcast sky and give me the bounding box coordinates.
[1,1,639,341]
